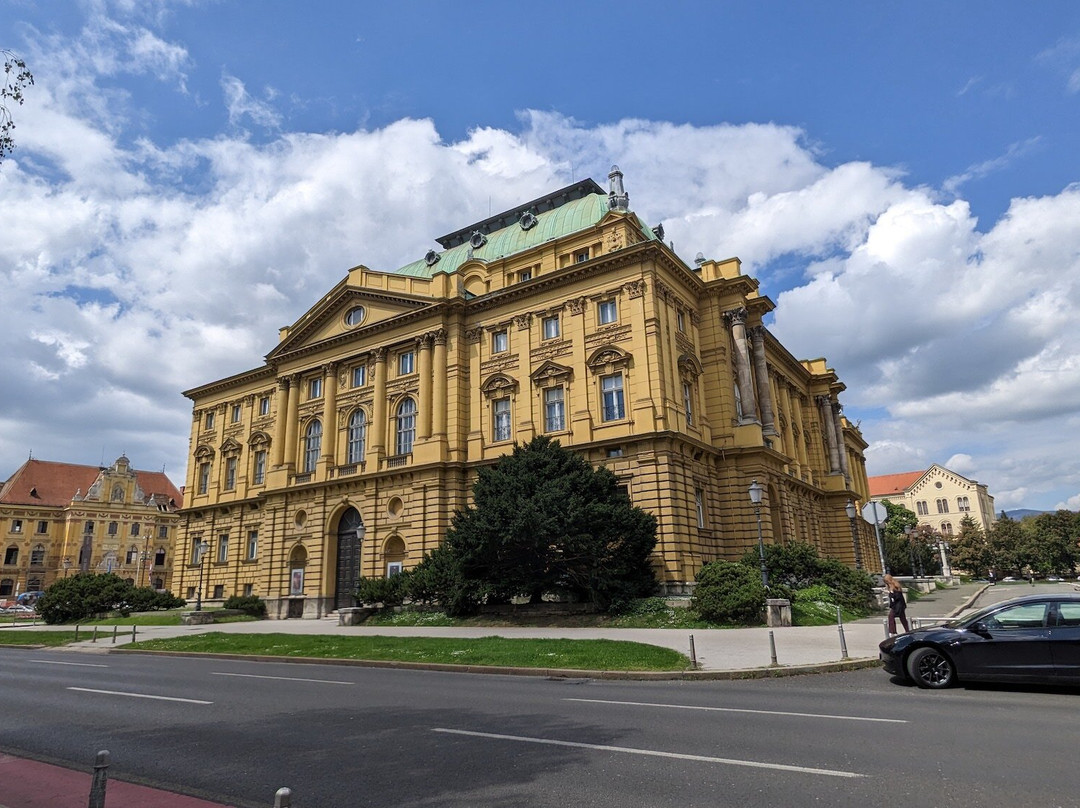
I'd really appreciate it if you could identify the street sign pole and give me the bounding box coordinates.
[862,501,889,575]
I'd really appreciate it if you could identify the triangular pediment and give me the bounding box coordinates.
[267,281,432,362]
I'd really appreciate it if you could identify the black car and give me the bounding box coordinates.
[879,593,1080,688]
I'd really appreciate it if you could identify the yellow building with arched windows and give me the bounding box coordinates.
[178,168,877,618]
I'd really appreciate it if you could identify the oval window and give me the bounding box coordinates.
[345,306,366,327]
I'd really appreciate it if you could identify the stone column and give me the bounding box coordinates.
[418,333,433,440]
[433,330,448,438]
[321,362,338,465]
[749,326,776,435]
[369,348,387,458]
[832,401,851,482]
[793,393,811,471]
[818,395,841,474]
[283,374,300,468]
[723,307,757,423]
[271,377,291,467]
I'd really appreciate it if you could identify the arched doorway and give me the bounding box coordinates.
[335,507,364,610]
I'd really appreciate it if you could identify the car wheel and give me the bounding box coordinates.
[906,646,956,689]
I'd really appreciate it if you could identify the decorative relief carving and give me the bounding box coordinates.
[530,360,573,386]
[531,340,573,363]
[689,310,700,326]
[480,356,519,375]
[480,373,519,399]
[567,297,587,315]
[322,361,338,376]
[584,323,632,348]
[655,281,673,302]
[373,347,387,362]
[513,313,532,331]
[674,332,696,356]
[605,225,625,253]
[624,279,646,299]
[722,307,748,327]
[465,327,483,344]
[433,328,448,346]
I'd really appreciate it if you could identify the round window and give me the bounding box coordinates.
[345,306,366,327]
[387,497,404,518]
[294,510,307,527]
[935,481,943,489]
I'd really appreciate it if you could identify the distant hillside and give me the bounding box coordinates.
[1003,508,1049,520]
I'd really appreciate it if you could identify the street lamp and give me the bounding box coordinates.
[904,525,926,578]
[748,479,769,588]
[194,540,210,611]
[845,500,863,570]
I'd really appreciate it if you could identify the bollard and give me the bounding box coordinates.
[883,618,890,638]
[836,606,849,659]
[688,634,697,669]
[75,625,80,642]
[274,786,292,807]
[92,626,98,643]
[112,625,118,644]
[132,625,137,643]
[768,630,778,666]
[88,750,110,808]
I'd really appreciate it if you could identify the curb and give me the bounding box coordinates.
[947,583,992,618]
[110,647,880,681]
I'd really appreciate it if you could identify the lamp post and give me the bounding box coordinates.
[194,540,210,611]
[904,525,926,578]
[844,500,863,570]
[62,558,72,578]
[748,479,769,588]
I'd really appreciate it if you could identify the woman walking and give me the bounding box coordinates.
[884,574,911,635]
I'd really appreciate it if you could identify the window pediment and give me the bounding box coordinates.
[194,445,215,461]
[480,373,519,399]
[586,345,632,374]
[220,437,243,455]
[678,353,703,379]
[248,431,271,448]
[530,360,573,387]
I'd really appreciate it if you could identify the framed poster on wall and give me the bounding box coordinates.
[290,567,304,595]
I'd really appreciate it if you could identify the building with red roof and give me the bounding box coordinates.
[868,463,996,536]
[0,455,183,599]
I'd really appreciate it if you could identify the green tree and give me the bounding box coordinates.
[36,573,138,624]
[987,514,1024,576]
[692,560,765,624]
[1,50,34,164]
[432,436,658,614]
[880,500,918,575]
[1019,511,1080,576]
[949,515,991,578]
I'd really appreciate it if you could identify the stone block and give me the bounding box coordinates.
[766,598,792,627]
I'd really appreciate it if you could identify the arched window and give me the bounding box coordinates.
[347,410,367,464]
[396,399,417,455]
[30,544,45,566]
[126,545,138,565]
[303,420,322,472]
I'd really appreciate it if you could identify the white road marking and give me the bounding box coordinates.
[68,687,212,704]
[29,660,108,667]
[565,697,907,724]
[211,671,353,685]
[432,728,863,778]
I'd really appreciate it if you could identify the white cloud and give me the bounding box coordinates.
[222,74,282,130]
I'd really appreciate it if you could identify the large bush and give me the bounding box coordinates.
[744,541,874,611]
[691,560,766,624]
[356,574,408,607]
[36,573,185,624]
[222,594,267,617]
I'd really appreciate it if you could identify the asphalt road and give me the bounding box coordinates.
[2,648,1079,807]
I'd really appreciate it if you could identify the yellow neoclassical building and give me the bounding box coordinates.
[869,464,997,537]
[178,169,876,618]
[0,455,182,599]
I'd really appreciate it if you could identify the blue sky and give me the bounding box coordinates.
[3,1,1080,512]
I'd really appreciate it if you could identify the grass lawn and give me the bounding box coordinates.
[0,631,82,646]
[128,633,691,671]
[79,612,259,626]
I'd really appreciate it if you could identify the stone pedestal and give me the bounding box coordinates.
[180,611,214,625]
[766,598,792,627]
[338,607,376,626]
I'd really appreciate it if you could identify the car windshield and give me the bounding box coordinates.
[943,601,1027,629]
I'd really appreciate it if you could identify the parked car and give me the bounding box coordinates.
[880,593,1080,688]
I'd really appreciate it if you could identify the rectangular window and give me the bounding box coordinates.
[542,316,560,340]
[677,309,686,332]
[352,365,367,387]
[198,462,211,494]
[309,377,322,399]
[224,456,237,490]
[36,521,48,534]
[695,488,706,528]
[217,534,229,564]
[544,387,565,432]
[247,530,258,560]
[4,546,18,565]
[598,299,618,325]
[10,519,22,534]
[107,521,118,536]
[205,411,214,430]
[601,374,625,421]
[31,545,45,565]
[84,521,94,534]
[259,395,270,416]
[213,585,224,599]
[158,525,169,539]
[243,583,253,597]
[606,447,623,458]
[575,249,590,263]
[492,330,508,354]
[131,523,141,537]
[253,450,266,485]
[387,561,403,577]
[187,586,196,599]
[126,546,137,565]
[231,403,242,423]
[399,351,415,375]
[683,382,694,426]
[519,269,532,282]
[493,398,512,442]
